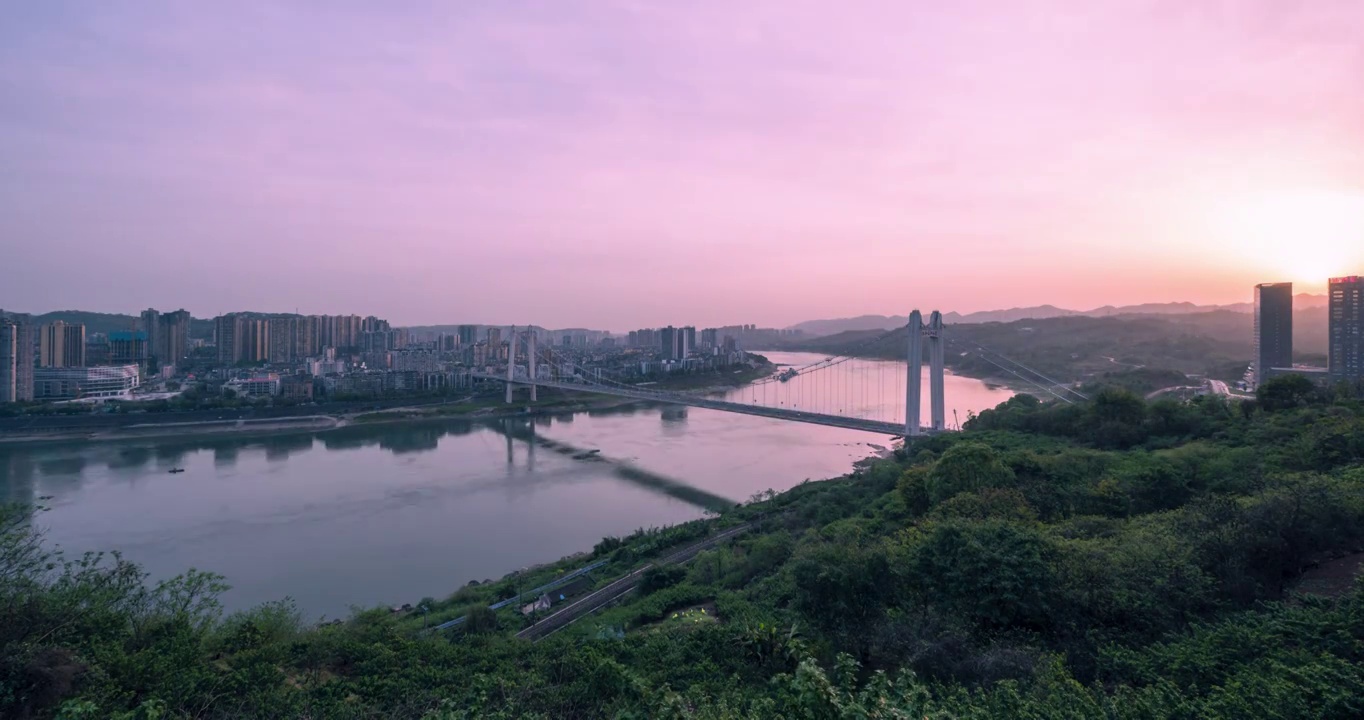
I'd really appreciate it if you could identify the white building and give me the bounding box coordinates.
[225,374,281,397]
[33,365,140,400]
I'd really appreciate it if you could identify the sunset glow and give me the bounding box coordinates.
[1209,191,1364,288]
[2,2,1363,326]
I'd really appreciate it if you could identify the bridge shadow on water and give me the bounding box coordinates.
[0,403,739,513]
[494,420,738,514]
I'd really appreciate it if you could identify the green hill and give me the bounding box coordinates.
[794,310,1328,388]
[3,378,1363,717]
[28,310,140,336]
[26,310,217,339]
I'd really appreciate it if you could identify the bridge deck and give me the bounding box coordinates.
[473,374,915,436]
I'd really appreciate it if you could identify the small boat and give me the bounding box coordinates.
[168,468,185,474]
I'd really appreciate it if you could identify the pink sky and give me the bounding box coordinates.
[2,1,1362,329]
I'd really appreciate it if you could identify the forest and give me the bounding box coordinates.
[2,374,1363,718]
[793,310,1330,389]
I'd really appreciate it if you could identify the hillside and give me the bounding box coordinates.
[3,380,1363,717]
[789,294,1330,337]
[19,311,216,339]
[25,310,141,336]
[795,310,1328,386]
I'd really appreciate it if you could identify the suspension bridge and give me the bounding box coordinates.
[473,310,1086,437]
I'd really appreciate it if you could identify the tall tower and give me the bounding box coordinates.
[141,309,161,364]
[0,321,16,403]
[1330,276,1363,383]
[505,326,516,404]
[905,311,923,436]
[904,310,946,436]
[527,330,538,402]
[928,311,946,431]
[40,322,68,368]
[0,314,35,401]
[215,314,239,365]
[1254,282,1293,388]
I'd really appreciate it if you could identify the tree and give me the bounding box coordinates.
[1256,374,1317,411]
[926,442,1015,504]
[790,543,896,640]
[907,520,1053,630]
[1087,388,1148,448]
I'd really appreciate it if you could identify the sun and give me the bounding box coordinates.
[1209,190,1364,287]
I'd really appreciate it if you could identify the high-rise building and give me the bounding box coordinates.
[139,308,192,368]
[1329,276,1363,382]
[140,309,161,364]
[160,310,191,365]
[681,326,696,358]
[303,315,322,358]
[701,328,719,348]
[237,319,270,363]
[0,313,36,402]
[0,321,17,403]
[1254,282,1294,388]
[214,314,239,365]
[268,317,296,363]
[457,325,478,347]
[108,331,148,366]
[38,321,62,368]
[85,334,110,366]
[39,321,86,368]
[659,326,679,361]
[317,314,362,350]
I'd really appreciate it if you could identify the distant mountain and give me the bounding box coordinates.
[788,295,1329,336]
[16,310,215,339]
[794,308,1329,384]
[943,305,1079,324]
[27,311,141,336]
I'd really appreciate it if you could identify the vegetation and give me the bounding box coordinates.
[796,311,1329,387]
[22,311,214,340]
[4,375,1364,717]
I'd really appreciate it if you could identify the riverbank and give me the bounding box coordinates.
[0,395,635,447]
[0,359,778,447]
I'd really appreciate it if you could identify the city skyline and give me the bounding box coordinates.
[3,2,1363,328]
[0,286,1349,336]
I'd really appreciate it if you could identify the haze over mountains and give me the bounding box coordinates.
[788,295,1330,337]
[21,294,1331,339]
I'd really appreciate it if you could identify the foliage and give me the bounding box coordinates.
[4,387,1364,718]
[796,310,1329,384]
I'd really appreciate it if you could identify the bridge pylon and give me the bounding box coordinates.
[527,330,537,402]
[505,325,516,404]
[904,310,946,436]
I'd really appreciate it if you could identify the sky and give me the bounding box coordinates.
[2,1,1362,330]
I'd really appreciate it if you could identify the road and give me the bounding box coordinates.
[1145,385,1199,400]
[1206,379,1254,401]
[516,524,752,642]
[1102,356,1146,370]
[473,374,914,437]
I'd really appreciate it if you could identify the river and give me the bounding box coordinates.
[0,352,1013,619]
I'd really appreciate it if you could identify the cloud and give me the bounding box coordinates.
[1,1,1361,325]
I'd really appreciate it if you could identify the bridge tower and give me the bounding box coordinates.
[904,310,947,436]
[527,330,537,402]
[928,311,946,431]
[905,311,922,436]
[505,325,516,404]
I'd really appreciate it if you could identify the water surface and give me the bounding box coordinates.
[0,352,1012,618]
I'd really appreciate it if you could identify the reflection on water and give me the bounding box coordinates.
[0,352,1014,619]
